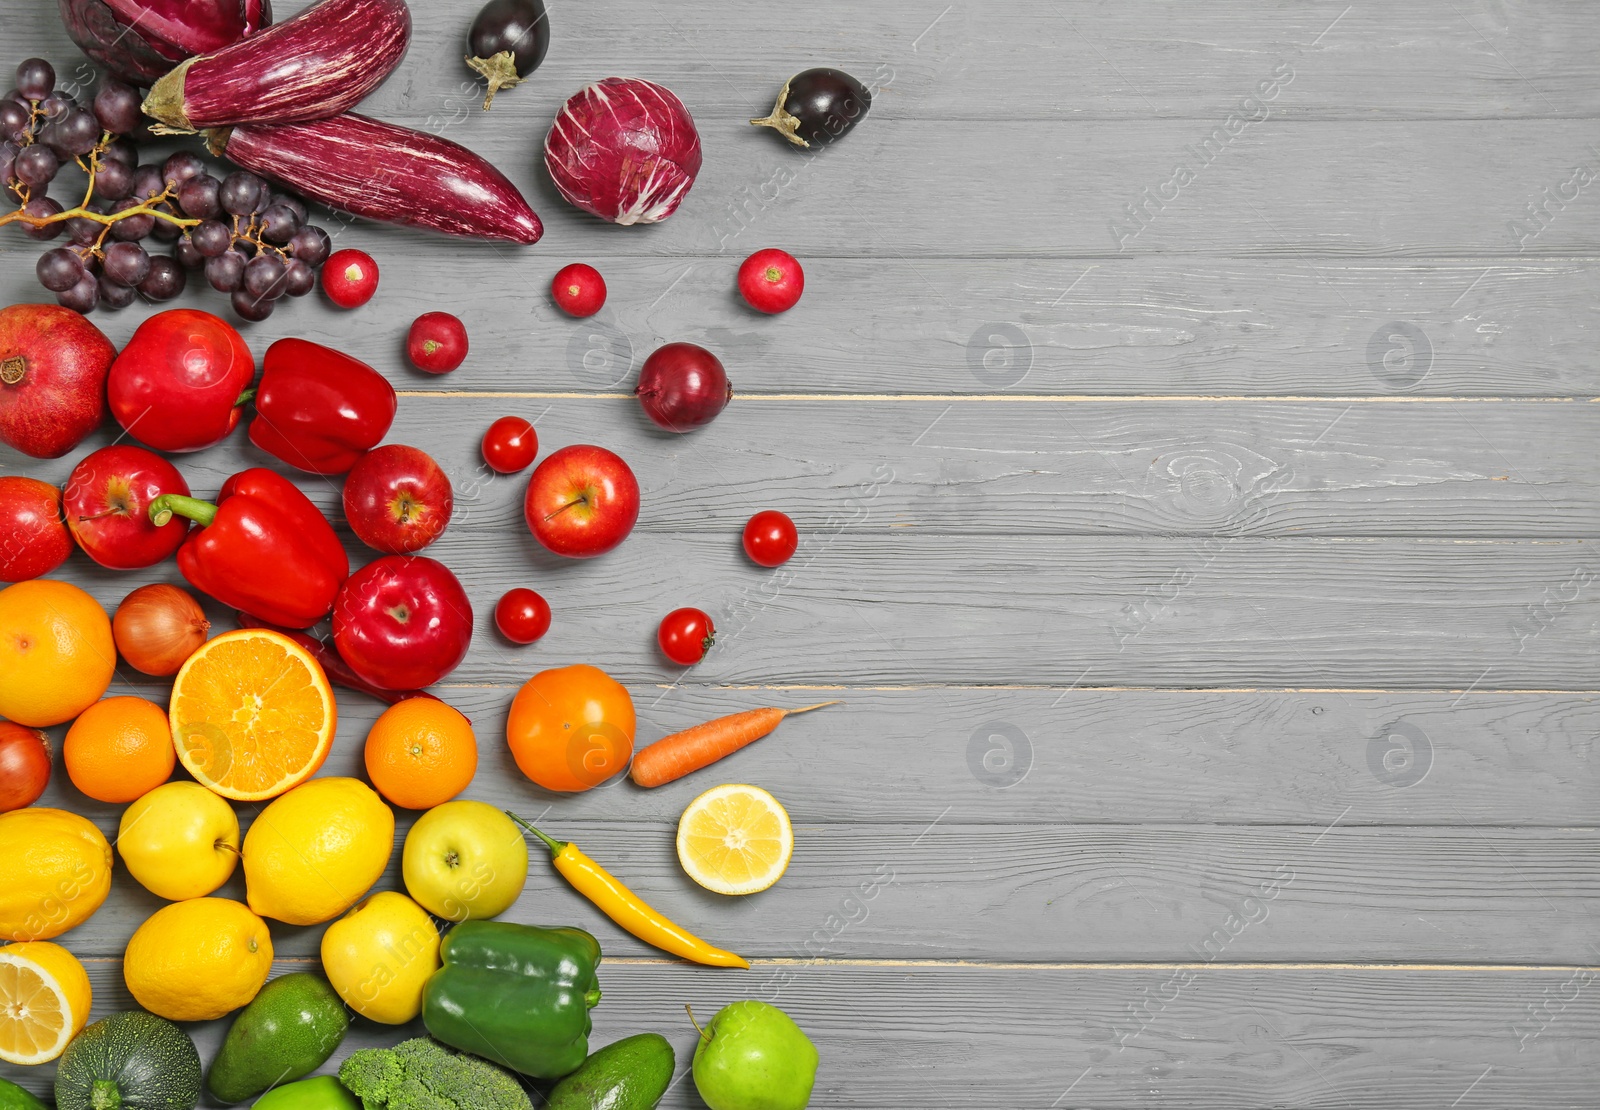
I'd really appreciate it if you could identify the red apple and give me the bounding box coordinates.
[332,555,473,690]
[63,445,191,569]
[524,445,640,558]
[0,303,115,458]
[107,308,255,453]
[0,476,73,582]
[343,445,453,554]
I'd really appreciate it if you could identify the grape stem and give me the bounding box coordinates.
[0,130,199,237]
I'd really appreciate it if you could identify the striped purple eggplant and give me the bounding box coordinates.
[58,0,272,86]
[207,114,542,244]
[142,0,411,131]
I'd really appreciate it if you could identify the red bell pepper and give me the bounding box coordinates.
[149,468,350,628]
[246,338,397,475]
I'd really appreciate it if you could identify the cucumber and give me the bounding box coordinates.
[545,1033,675,1110]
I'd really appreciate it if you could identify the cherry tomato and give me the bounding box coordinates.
[551,263,606,317]
[506,664,636,792]
[737,248,804,313]
[658,607,715,666]
[481,416,539,473]
[742,510,798,568]
[496,587,551,644]
[407,311,469,373]
[322,249,379,308]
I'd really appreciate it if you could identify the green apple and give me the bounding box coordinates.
[692,1000,818,1110]
[401,799,528,920]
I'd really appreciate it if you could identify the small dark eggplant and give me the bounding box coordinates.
[750,68,871,149]
[465,0,550,110]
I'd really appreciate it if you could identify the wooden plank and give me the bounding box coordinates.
[29,533,1599,688]
[9,397,1599,539]
[37,687,1600,827]
[5,962,1598,1108]
[44,811,1600,962]
[9,255,1600,399]
[18,1,1600,121]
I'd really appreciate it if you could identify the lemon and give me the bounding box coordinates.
[0,941,92,1065]
[321,891,440,1024]
[676,784,794,896]
[118,782,241,901]
[0,808,113,942]
[123,898,272,1022]
[243,777,394,926]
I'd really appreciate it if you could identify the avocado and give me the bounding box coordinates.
[545,1033,675,1110]
[0,1077,48,1110]
[206,973,350,1104]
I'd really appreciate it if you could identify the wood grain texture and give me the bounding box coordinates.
[26,532,1599,688]
[34,687,1600,826]
[39,812,1600,963]
[11,396,1600,537]
[2,0,1597,1105]
[6,962,1600,1108]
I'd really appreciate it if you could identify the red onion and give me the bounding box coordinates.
[544,77,702,225]
[58,0,272,87]
[208,113,542,244]
[142,0,411,131]
[636,342,731,432]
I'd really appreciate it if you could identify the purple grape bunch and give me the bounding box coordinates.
[5,56,335,320]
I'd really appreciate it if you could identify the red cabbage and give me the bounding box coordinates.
[544,77,702,225]
[59,0,272,87]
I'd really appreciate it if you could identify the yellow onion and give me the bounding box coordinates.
[113,584,210,676]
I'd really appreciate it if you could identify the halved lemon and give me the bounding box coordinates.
[676,783,794,896]
[169,629,336,802]
[0,941,92,1065]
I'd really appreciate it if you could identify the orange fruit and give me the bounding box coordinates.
[364,698,478,809]
[506,664,635,793]
[63,696,174,803]
[168,629,336,802]
[0,579,115,727]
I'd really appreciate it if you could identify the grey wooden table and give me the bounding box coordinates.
[3,2,1599,1107]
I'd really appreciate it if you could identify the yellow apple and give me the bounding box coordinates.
[117,782,240,901]
[401,799,528,921]
[320,890,439,1024]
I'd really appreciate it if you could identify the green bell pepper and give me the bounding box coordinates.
[251,1076,359,1110]
[422,920,602,1080]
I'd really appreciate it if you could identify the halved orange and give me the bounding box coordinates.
[169,629,336,802]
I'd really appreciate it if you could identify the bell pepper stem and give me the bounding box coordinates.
[148,492,217,529]
[506,811,567,856]
[586,988,602,1008]
[236,386,256,406]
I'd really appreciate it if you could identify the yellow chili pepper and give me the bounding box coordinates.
[509,812,749,969]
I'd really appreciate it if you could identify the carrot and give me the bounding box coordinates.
[630,701,840,787]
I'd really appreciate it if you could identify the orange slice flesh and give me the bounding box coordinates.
[170,629,336,802]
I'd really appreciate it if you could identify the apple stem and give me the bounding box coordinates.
[543,495,589,523]
[686,1003,712,1044]
[216,841,241,858]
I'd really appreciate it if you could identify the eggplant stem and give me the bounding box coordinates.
[749,78,811,148]
[466,51,525,110]
[141,58,196,131]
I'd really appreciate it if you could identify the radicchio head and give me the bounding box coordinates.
[544,77,702,226]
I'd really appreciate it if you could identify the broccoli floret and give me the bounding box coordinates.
[338,1038,533,1110]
